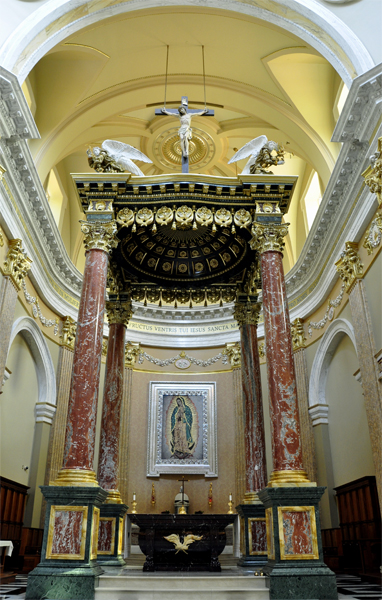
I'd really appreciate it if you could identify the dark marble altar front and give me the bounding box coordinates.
[129,514,235,572]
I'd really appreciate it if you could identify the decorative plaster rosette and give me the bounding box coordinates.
[153,127,215,171]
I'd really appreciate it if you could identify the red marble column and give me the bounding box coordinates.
[57,220,117,485]
[234,298,267,500]
[252,222,310,486]
[97,302,132,501]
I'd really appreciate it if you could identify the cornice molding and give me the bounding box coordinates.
[0,67,39,139]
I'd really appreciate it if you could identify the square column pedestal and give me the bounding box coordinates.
[236,504,267,570]
[26,485,108,600]
[97,503,128,567]
[258,486,338,600]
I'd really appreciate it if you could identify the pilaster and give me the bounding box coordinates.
[336,242,382,508]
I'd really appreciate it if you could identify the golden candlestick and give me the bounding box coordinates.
[227,492,234,514]
[131,492,137,514]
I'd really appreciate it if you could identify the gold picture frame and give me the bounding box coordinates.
[248,517,267,556]
[278,506,319,560]
[265,507,275,560]
[97,516,116,555]
[46,505,88,560]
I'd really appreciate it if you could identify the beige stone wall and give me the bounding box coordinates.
[124,370,237,514]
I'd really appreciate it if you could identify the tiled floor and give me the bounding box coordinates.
[0,572,381,599]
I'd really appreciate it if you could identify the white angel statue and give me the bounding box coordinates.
[228,135,285,175]
[87,140,152,176]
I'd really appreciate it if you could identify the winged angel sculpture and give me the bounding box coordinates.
[228,135,285,175]
[164,534,203,554]
[87,140,152,176]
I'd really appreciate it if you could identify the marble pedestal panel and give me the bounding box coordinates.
[26,485,108,600]
[97,503,128,567]
[236,504,267,570]
[258,487,337,600]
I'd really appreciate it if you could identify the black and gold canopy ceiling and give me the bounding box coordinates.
[73,173,297,305]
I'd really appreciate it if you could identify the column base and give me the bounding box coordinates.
[26,485,108,600]
[236,503,267,570]
[97,501,128,567]
[258,486,338,600]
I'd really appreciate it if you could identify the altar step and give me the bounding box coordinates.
[95,571,270,600]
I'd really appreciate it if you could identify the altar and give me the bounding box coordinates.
[129,514,236,572]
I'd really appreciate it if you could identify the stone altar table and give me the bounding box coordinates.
[129,514,236,571]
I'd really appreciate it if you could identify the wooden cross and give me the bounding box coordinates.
[155,96,214,173]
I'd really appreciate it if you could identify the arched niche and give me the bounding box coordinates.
[8,316,56,424]
[0,0,374,87]
[308,317,357,426]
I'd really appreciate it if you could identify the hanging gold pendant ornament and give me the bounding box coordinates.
[156,206,174,225]
[215,208,232,227]
[136,207,154,227]
[116,208,135,227]
[234,209,252,229]
[176,206,194,229]
[195,206,213,226]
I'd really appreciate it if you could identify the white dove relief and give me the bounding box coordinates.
[163,533,203,554]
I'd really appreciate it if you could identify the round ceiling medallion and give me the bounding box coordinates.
[153,127,215,172]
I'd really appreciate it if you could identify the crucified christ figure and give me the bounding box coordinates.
[161,105,208,157]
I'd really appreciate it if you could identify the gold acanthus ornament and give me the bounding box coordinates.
[215,208,232,227]
[125,341,141,367]
[2,239,32,290]
[105,300,133,326]
[291,318,306,351]
[116,208,135,228]
[234,209,252,229]
[363,212,382,255]
[136,207,154,227]
[258,342,265,359]
[335,241,364,293]
[195,206,213,226]
[60,316,77,350]
[156,206,173,226]
[362,136,382,206]
[250,222,289,254]
[175,205,194,229]
[223,342,241,368]
[234,299,261,327]
[80,220,118,253]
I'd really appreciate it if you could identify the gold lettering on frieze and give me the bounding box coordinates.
[291,318,306,351]
[250,222,289,254]
[335,241,364,293]
[2,239,32,290]
[80,220,118,253]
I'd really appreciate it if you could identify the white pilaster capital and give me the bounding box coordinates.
[309,403,329,426]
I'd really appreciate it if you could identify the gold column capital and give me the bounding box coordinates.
[335,241,364,293]
[223,342,241,368]
[106,300,133,326]
[125,341,141,368]
[363,136,382,206]
[250,221,289,254]
[60,316,77,350]
[80,220,118,253]
[291,318,306,351]
[2,239,32,290]
[234,298,261,327]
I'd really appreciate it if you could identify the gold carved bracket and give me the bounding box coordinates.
[363,136,382,206]
[291,318,306,351]
[125,341,141,367]
[223,342,241,368]
[250,222,289,254]
[335,241,364,293]
[60,316,77,350]
[2,239,32,290]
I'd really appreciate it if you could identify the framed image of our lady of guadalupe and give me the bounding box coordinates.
[147,382,217,477]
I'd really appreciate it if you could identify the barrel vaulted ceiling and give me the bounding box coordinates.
[22,7,344,274]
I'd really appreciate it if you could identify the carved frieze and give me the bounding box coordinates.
[335,241,364,293]
[2,238,32,290]
[80,220,118,253]
[250,222,289,254]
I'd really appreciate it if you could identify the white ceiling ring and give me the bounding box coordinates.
[0,0,374,87]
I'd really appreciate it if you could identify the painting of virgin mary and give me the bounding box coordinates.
[170,396,196,459]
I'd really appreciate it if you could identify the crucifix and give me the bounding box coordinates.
[177,475,189,514]
[155,96,214,173]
